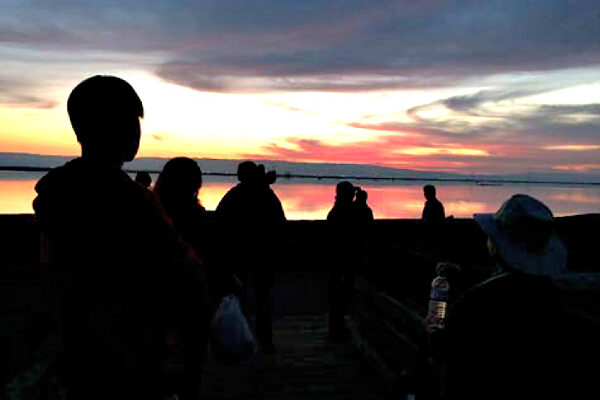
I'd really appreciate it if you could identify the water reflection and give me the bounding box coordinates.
[1,172,598,219]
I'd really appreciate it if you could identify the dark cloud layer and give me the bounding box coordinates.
[0,0,598,175]
[0,78,57,109]
[2,0,599,93]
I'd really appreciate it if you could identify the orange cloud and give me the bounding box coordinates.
[395,147,489,156]
[552,164,600,172]
[544,145,600,151]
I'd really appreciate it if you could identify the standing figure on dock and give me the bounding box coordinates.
[438,194,598,400]
[155,157,236,302]
[421,184,446,254]
[216,161,286,353]
[33,76,208,400]
[327,181,365,340]
[421,184,445,225]
[354,188,374,228]
[155,157,207,253]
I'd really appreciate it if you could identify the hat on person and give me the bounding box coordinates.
[474,194,567,277]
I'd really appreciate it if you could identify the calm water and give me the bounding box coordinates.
[1,171,599,219]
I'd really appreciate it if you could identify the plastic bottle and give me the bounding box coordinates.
[426,273,449,329]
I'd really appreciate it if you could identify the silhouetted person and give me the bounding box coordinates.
[354,188,374,228]
[421,184,446,254]
[437,195,598,400]
[422,184,445,224]
[155,157,206,242]
[135,171,152,188]
[215,161,286,353]
[33,76,207,400]
[327,181,364,340]
[155,157,235,301]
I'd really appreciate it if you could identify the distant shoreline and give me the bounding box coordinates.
[1,165,599,186]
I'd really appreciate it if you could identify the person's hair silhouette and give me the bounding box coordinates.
[237,160,259,184]
[422,184,445,223]
[155,157,203,210]
[67,75,144,166]
[355,188,368,204]
[423,184,436,200]
[336,181,356,204]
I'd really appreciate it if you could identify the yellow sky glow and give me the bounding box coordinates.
[544,145,600,151]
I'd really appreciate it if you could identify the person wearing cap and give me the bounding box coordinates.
[33,76,208,399]
[438,194,598,400]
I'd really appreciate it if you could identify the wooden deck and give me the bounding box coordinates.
[200,314,388,399]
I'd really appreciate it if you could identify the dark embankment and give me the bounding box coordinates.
[2,213,599,396]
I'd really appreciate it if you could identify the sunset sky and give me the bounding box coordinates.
[1,0,599,177]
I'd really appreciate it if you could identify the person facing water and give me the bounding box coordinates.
[155,157,236,301]
[326,181,368,340]
[353,188,374,228]
[215,161,286,353]
[154,157,206,246]
[437,194,598,400]
[33,76,207,400]
[421,184,445,224]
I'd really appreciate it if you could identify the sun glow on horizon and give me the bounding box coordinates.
[0,68,598,178]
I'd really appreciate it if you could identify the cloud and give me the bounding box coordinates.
[1,0,599,93]
[263,100,318,115]
[544,145,600,151]
[0,78,58,109]
[249,84,600,174]
[356,85,600,146]
[243,136,503,172]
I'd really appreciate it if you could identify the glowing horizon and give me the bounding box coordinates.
[0,2,599,178]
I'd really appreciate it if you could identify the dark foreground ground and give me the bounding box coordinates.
[2,214,599,398]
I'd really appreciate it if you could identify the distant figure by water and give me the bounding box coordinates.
[354,188,374,226]
[215,161,286,353]
[135,170,152,188]
[32,76,207,399]
[421,184,445,224]
[327,181,372,340]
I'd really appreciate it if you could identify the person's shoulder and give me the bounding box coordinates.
[327,206,337,220]
[35,158,84,190]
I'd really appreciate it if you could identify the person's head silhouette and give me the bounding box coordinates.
[355,189,368,204]
[237,161,258,184]
[336,181,356,204]
[474,194,567,277]
[155,157,203,203]
[67,75,144,166]
[135,171,152,188]
[423,184,437,201]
